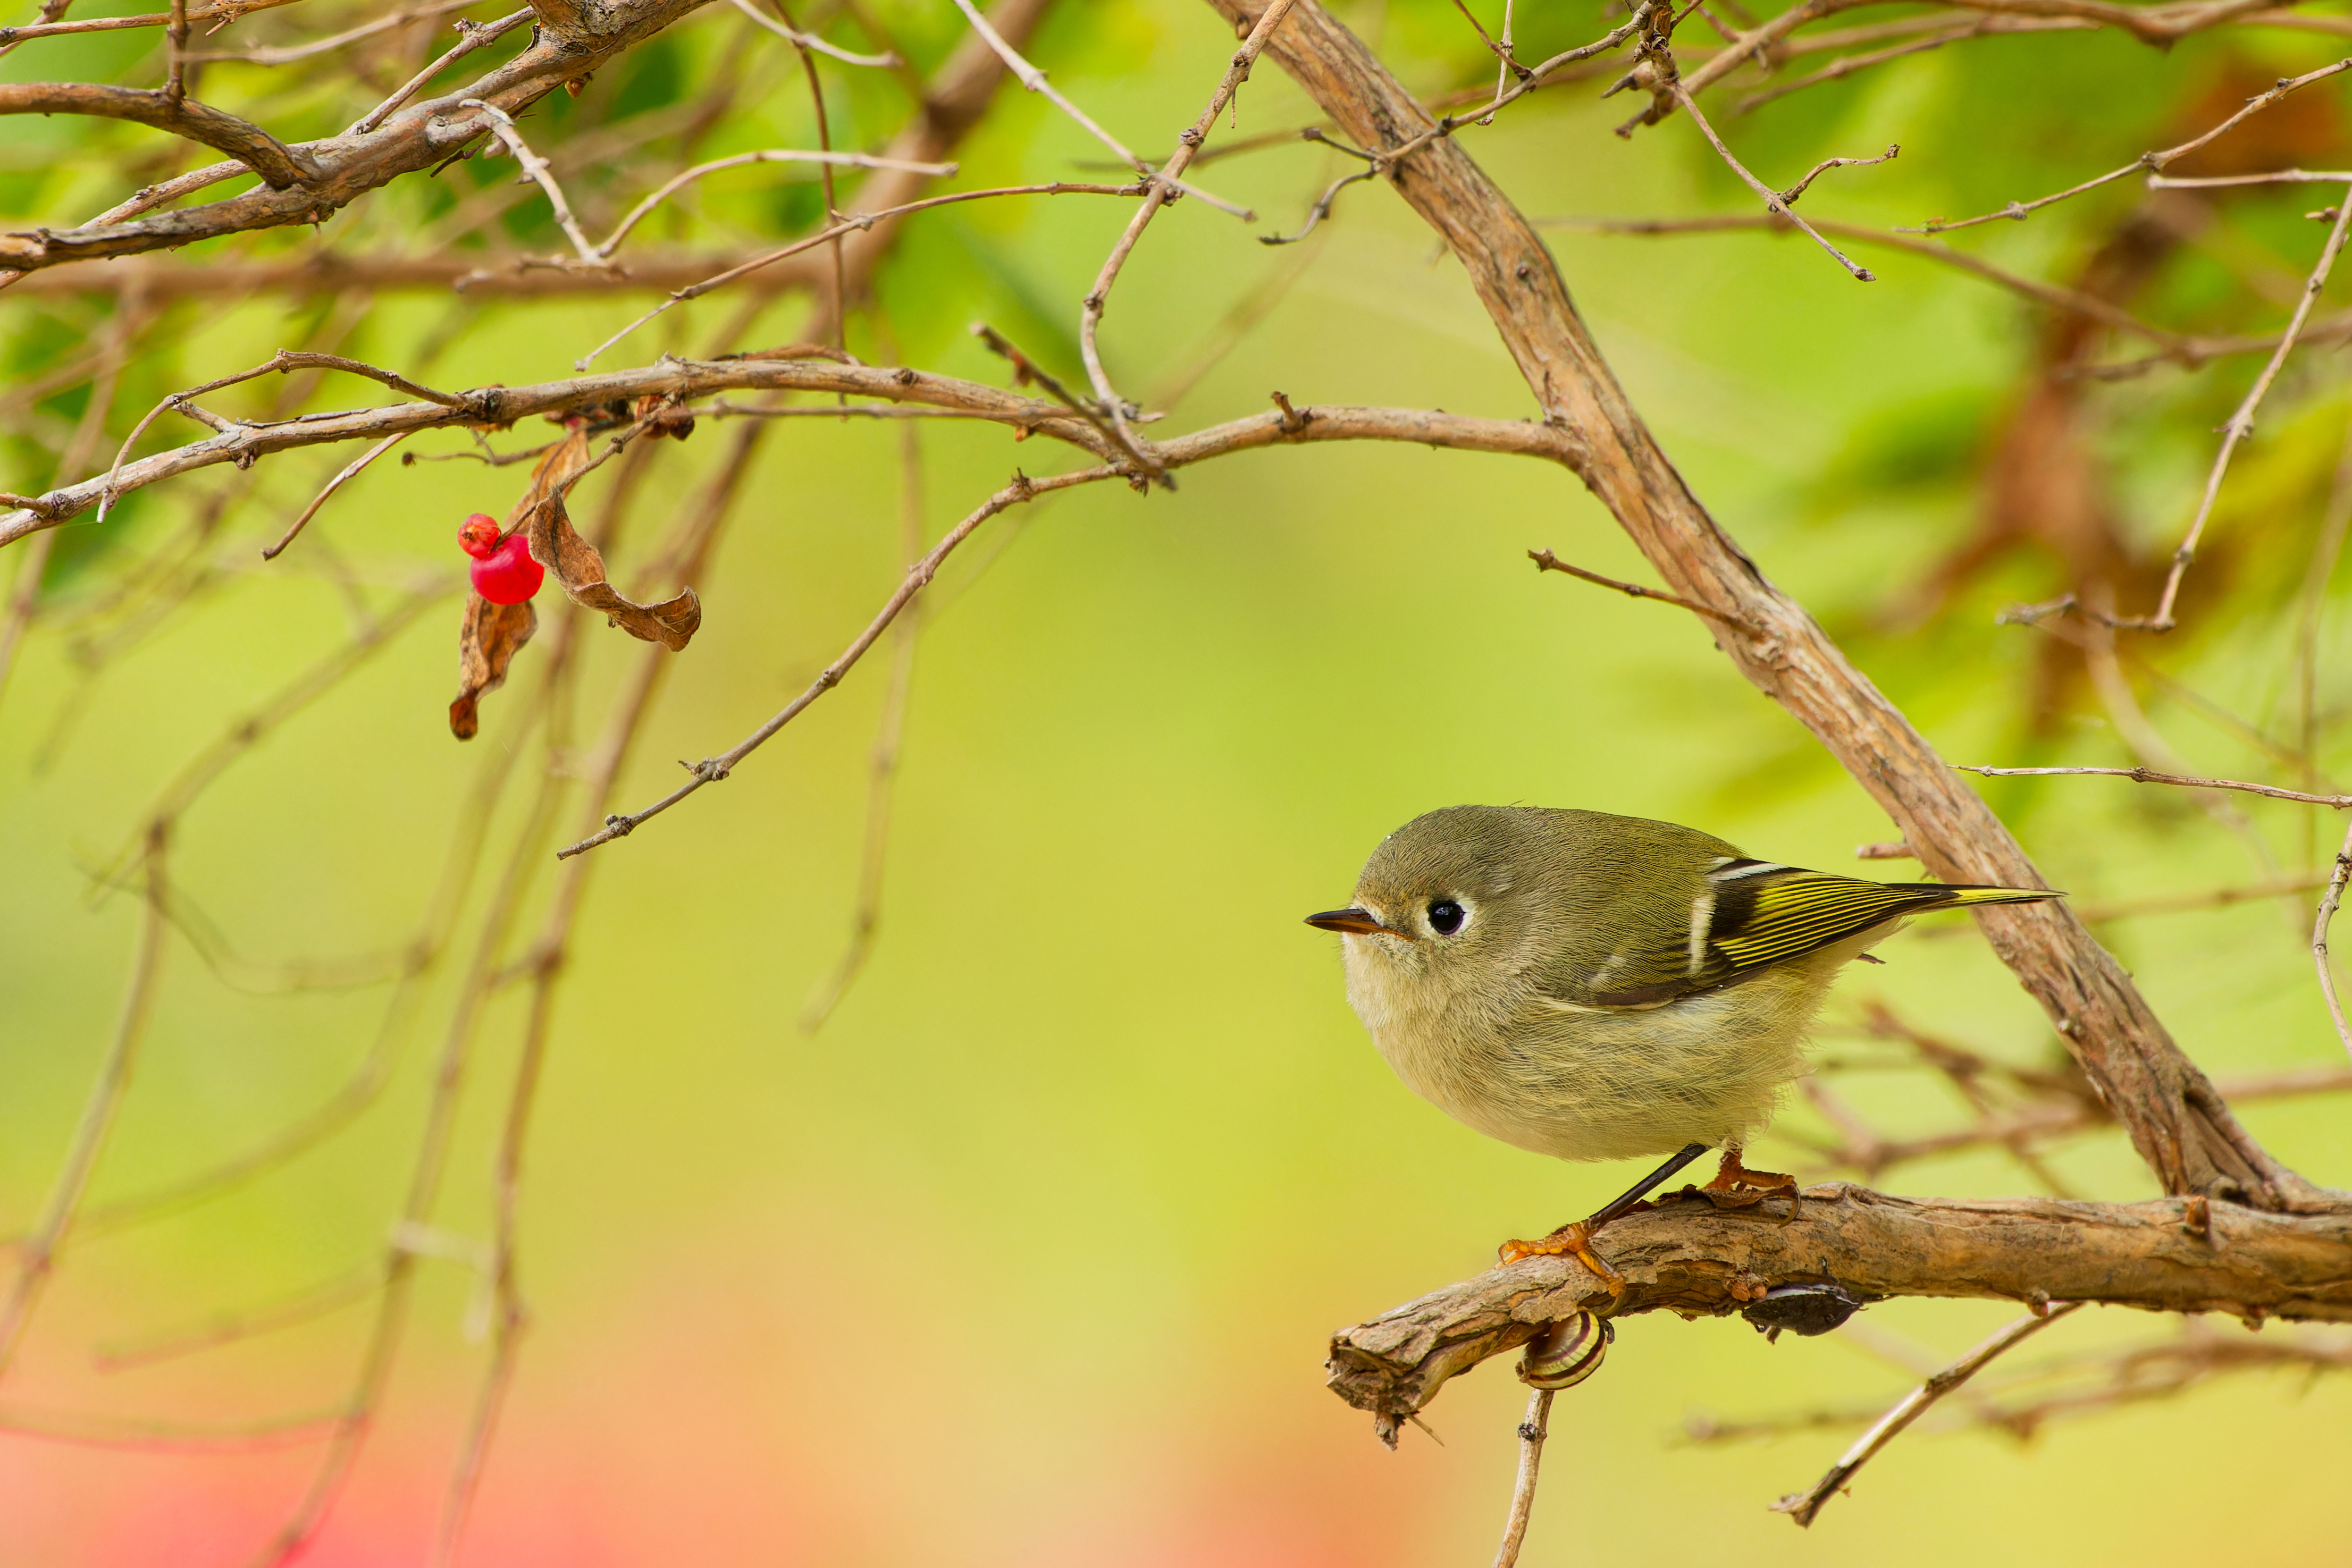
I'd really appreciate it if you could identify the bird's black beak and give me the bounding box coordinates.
[1304,906,1385,935]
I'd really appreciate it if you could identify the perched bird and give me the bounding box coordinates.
[1305,805,2058,1290]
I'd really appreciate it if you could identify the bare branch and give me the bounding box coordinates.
[595,148,957,258]
[0,0,306,45]
[185,0,477,64]
[351,9,533,134]
[0,82,320,189]
[1778,142,1897,206]
[461,99,603,265]
[1324,1185,2352,1441]
[1771,1302,2087,1527]
[261,432,411,560]
[1076,0,1303,479]
[947,0,1253,218]
[0,0,713,274]
[1668,83,1875,280]
[573,181,1140,369]
[1527,546,1759,629]
[1490,1388,1553,1568]
[1952,762,2352,809]
[2315,819,2352,1067]
[725,0,897,66]
[1911,55,2352,234]
[0,828,168,1377]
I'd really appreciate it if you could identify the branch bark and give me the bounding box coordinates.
[1206,0,2331,1213]
[0,83,320,190]
[0,361,1580,546]
[1328,1184,2352,1439]
[0,0,719,272]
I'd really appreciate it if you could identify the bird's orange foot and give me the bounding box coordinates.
[1701,1147,1801,1224]
[1498,1220,1628,1296]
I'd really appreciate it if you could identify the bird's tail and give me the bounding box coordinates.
[1907,884,2063,908]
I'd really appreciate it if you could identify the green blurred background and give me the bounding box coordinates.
[6,0,2352,1561]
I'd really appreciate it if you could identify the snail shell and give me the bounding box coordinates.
[1516,1311,1612,1390]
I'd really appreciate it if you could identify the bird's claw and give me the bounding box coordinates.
[1701,1148,1802,1224]
[1499,1221,1628,1296]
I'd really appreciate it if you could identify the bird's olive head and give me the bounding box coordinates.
[1305,805,1541,983]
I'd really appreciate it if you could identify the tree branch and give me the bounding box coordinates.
[1206,0,2330,1212]
[1326,1185,2352,1441]
[0,0,718,272]
[0,82,320,189]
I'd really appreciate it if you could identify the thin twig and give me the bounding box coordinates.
[2314,819,2352,1066]
[1911,56,2352,234]
[261,431,409,559]
[0,0,307,44]
[350,9,531,135]
[187,0,476,63]
[1369,7,1651,174]
[573,181,1140,370]
[1528,547,1758,630]
[2132,187,2352,631]
[1779,142,1896,206]
[462,100,603,266]
[1261,128,1381,245]
[801,418,924,1033]
[1075,0,1300,482]
[1491,1387,1555,1568]
[1772,1302,2087,1527]
[725,0,898,65]
[1670,83,1875,280]
[0,827,169,1376]
[557,468,1070,858]
[947,0,1251,218]
[595,148,956,258]
[1952,763,2352,808]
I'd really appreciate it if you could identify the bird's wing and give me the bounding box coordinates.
[1552,860,2057,1009]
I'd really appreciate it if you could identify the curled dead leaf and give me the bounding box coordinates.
[518,443,701,652]
[450,593,536,739]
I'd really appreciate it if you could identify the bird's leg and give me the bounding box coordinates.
[1498,1142,1709,1295]
[1700,1145,1801,1224]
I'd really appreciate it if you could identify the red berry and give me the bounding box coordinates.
[458,513,502,560]
[468,529,544,604]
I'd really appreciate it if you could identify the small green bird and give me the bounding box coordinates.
[1305,805,2059,1291]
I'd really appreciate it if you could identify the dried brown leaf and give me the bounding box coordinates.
[449,593,537,739]
[517,433,702,652]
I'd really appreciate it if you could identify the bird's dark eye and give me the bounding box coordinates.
[1427,900,1466,935]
